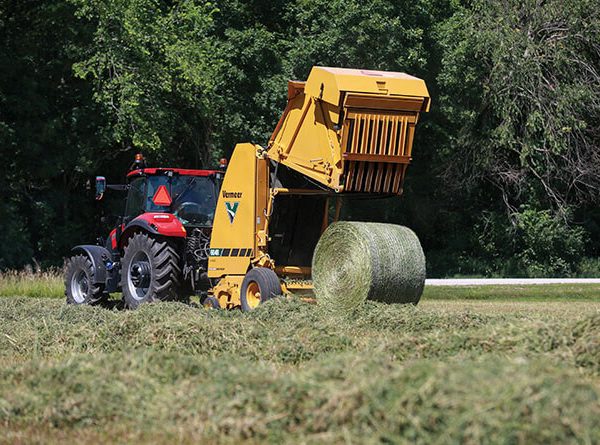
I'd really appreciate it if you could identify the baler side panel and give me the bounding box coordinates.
[269,92,343,190]
[208,143,259,278]
[255,152,269,257]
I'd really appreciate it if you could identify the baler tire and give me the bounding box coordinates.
[240,267,281,312]
[64,254,108,305]
[121,232,182,309]
[202,296,221,309]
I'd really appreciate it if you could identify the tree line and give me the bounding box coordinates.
[1,0,599,276]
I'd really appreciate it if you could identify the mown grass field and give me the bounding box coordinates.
[0,273,599,443]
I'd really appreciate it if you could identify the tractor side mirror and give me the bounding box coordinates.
[95,176,106,200]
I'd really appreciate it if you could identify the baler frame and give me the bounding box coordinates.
[207,66,430,309]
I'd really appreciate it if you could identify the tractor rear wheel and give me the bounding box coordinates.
[121,232,182,309]
[239,267,281,312]
[65,254,108,305]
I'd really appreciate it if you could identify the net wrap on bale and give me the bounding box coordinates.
[312,222,425,312]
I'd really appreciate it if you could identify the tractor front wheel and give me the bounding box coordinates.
[65,254,108,305]
[239,267,281,312]
[121,232,182,309]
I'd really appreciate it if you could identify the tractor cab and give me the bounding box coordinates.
[69,156,226,307]
[125,168,222,228]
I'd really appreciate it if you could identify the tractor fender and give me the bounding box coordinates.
[119,213,186,248]
[71,245,112,284]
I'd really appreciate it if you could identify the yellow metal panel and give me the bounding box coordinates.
[210,275,244,309]
[255,154,269,252]
[208,143,260,278]
[266,66,430,195]
[269,92,344,191]
[304,67,430,111]
[274,266,311,276]
[280,279,314,298]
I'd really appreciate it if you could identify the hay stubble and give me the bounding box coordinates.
[0,297,599,443]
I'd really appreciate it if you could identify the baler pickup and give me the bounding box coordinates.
[267,67,430,194]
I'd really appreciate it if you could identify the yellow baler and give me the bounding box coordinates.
[206,67,430,310]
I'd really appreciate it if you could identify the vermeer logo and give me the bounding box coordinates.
[222,191,243,198]
[225,201,239,223]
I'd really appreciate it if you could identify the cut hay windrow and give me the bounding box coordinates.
[312,222,426,312]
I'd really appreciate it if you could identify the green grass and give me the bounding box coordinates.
[3,268,600,302]
[423,283,600,301]
[0,295,599,443]
[0,270,64,299]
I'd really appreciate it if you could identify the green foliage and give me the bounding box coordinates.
[206,0,439,152]
[71,0,218,156]
[0,203,33,270]
[436,0,600,208]
[0,1,112,269]
[514,208,586,276]
[466,208,586,277]
[286,0,432,72]
[426,207,589,277]
[577,257,600,277]
[1,0,599,275]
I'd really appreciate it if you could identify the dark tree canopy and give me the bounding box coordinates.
[1,0,599,276]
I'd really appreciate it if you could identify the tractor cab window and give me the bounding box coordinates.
[125,178,145,218]
[145,175,170,212]
[171,176,217,227]
[125,174,217,227]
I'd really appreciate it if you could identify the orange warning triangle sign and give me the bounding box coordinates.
[152,185,172,206]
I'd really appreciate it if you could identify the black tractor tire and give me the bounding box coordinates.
[121,232,182,309]
[202,296,221,309]
[239,267,281,312]
[64,254,108,305]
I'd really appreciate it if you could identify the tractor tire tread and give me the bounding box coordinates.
[64,254,107,305]
[121,232,182,309]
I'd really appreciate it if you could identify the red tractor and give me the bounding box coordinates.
[64,154,224,308]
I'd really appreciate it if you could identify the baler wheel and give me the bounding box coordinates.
[239,267,281,312]
[121,232,181,309]
[64,254,108,305]
[202,296,221,309]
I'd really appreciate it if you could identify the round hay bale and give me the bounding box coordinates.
[312,222,425,312]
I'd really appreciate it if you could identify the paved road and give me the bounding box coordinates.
[426,278,600,286]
